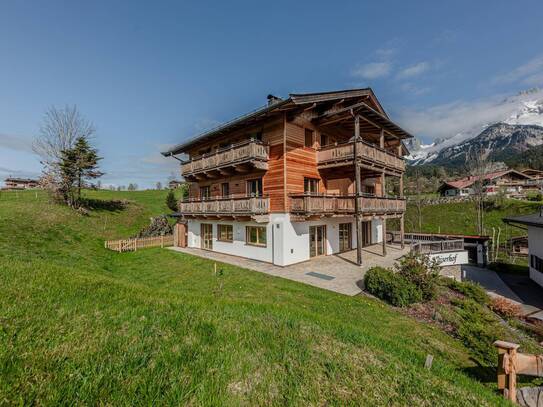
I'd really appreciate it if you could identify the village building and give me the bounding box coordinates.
[163,88,411,266]
[504,211,543,288]
[437,169,538,198]
[168,180,183,189]
[3,177,39,190]
[521,169,543,180]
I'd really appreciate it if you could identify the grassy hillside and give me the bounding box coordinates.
[0,190,511,405]
[405,199,541,237]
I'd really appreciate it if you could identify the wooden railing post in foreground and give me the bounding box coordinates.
[494,340,519,403]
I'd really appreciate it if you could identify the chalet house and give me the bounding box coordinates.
[438,169,536,198]
[522,169,543,180]
[168,180,183,189]
[3,177,39,190]
[163,88,411,266]
[504,211,543,288]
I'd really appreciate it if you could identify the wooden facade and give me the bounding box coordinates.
[163,88,412,264]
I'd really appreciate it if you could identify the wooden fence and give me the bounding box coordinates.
[104,234,174,252]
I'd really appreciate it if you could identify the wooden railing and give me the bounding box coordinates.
[105,235,174,253]
[317,140,405,172]
[181,140,269,176]
[179,196,269,214]
[389,231,465,253]
[289,194,406,215]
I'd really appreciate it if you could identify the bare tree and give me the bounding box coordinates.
[156,181,163,190]
[465,147,490,235]
[33,105,95,166]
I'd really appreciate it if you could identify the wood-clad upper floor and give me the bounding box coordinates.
[163,88,413,216]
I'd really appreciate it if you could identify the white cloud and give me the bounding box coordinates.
[397,62,430,79]
[375,47,396,60]
[351,62,391,80]
[0,133,34,153]
[493,55,543,86]
[396,89,543,140]
[400,83,431,96]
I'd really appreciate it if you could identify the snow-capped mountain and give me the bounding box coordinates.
[407,88,543,166]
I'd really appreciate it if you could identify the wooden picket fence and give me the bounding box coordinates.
[104,234,174,252]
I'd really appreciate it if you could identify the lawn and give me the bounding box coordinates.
[0,190,512,405]
[404,198,541,237]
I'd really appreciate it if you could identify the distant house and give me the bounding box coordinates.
[168,180,183,189]
[438,169,535,198]
[504,212,543,288]
[522,169,543,180]
[508,235,529,256]
[3,177,39,190]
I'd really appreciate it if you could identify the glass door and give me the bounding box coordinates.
[339,223,351,252]
[309,225,326,257]
[201,224,213,250]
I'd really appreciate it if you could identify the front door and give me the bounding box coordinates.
[339,223,352,252]
[309,225,326,257]
[201,224,213,250]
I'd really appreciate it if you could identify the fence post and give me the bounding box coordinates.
[161,235,164,248]
[494,340,519,403]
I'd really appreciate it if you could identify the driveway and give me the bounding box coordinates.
[462,265,543,319]
[169,244,410,296]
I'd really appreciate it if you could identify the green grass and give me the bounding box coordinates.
[405,199,540,237]
[0,190,512,405]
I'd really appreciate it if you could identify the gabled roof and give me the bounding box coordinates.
[162,88,409,156]
[5,177,38,183]
[439,169,533,190]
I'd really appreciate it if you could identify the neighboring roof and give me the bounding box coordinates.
[504,211,543,228]
[162,88,410,156]
[439,169,533,190]
[5,177,38,183]
[522,169,543,177]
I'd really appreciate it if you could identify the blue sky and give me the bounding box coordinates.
[1,1,542,188]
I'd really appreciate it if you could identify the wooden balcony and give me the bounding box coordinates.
[317,141,405,174]
[289,194,406,218]
[178,195,270,219]
[181,140,269,180]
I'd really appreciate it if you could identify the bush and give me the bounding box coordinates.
[490,297,523,318]
[395,252,440,301]
[526,191,542,202]
[449,298,499,365]
[365,267,422,307]
[445,279,490,305]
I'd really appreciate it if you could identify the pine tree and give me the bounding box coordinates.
[59,136,103,206]
[166,190,178,212]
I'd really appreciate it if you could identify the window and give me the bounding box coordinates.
[246,226,267,247]
[531,254,543,273]
[320,133,329,147]
[200,186,211,200]
[304,178,319,194]
[247,178,263,197]
[218,224,233,242]
[304,129,314,148]
[221,182,230,197]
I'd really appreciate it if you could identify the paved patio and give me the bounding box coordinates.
[168,244,410,296]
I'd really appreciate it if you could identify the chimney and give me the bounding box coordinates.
[267,94,283,106]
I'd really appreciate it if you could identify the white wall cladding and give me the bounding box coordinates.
[186,214,386,266]
[528,226,543,288]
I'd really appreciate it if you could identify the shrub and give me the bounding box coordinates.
[445,279,490,305]
[526,191,542,202]
[395,252,440,301]
[364,267,422,307]
[490,297,523,319]
[450,298,498,366]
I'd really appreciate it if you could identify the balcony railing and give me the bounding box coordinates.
[181,140,269,177]
[317,141,405,172]
[179,195,269,215]
[289,194,406,215]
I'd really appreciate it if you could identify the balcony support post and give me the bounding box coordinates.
[354,114,363,266]
[380,129,385,149]
[400,214,405,249]
[382,216,387,256]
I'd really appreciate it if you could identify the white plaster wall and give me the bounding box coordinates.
[187,219,273,263]
[186,214,386,267]
[528,226,543,288]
